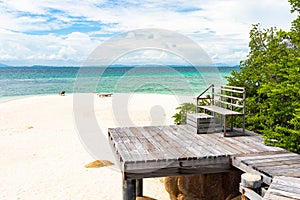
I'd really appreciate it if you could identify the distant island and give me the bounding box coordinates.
[0,64,240,68]
[0,63,8,67]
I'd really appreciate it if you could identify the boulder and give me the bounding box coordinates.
[164,171,242,200]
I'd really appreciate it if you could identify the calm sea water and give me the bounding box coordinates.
[0,66,239,98]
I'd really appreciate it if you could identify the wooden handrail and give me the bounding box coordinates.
[196,84,246,135]
[213,99,244,108]
[214,84,245,90]
[214,93,244,101]
[196,84,214,99]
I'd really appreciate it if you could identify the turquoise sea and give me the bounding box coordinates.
[0,65,239,99]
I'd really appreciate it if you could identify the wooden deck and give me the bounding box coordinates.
[263,176,300,199]
[108,125,300,200]
[232,151,300,185]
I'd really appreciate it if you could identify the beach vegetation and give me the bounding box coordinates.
[172,95,210,125]
[227,0,300,153]
[172,103,196,125]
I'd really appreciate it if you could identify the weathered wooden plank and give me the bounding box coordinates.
[243,153,299,165]
[280,171,300,178]
[239,136,285,152]
[183,126,226,155]
[124,159,176,171]
[129,127,156,160]
[138,126,178,160]
[271,176,300,189]
[234,152,293,163]
[199,105,242,116]
[269,182,300,196]
[135,126,169,158]
[116,128,145,162]
[172,126,224,157]
[124,128,154,161]
[232,136,278,153]
[252,157,300,168]
[220,137,253,155]
[108,128,134,163]
[168,126,213,156]
[124,163,235,179]
[144,126,185,159]
[200,134,235,155]
[261,164,300,176]
[160,126,204,158]
[123,155,232,173]
[129,127,163,159]
[232,151,300,184]
[236,136,277,153]
[222,136,257,154]
[208,134,246,155]
[231,156,273,185]
[264,176,300,200]
[263,193,298,200]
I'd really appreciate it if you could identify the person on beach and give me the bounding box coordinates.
[59,91,66,96]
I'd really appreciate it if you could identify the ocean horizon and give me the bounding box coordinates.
[0,65,239,99]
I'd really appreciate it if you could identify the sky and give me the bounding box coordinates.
[0,0,297,66]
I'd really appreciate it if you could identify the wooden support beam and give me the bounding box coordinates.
[136,179,143,197]
[123,178,136,200]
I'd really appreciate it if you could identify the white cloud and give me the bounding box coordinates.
[0,29,100,66]
[0,0,296,66]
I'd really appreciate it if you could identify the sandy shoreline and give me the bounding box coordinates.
[0,93,194,199]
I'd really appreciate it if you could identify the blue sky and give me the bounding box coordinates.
[0,0,296,66]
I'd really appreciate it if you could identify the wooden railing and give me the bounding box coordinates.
[196,84,246,136]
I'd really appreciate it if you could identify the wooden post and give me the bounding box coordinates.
[212,85,215,106]
[123,178,136,200]
[240,173,262,200]
[136,179,143,197]
[243,89,246,134]
[223,116,227,136]
[230,90,233,131]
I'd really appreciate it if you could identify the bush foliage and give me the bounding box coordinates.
[172,103,196,125]
[227,0,300,153]
[173,0,299,153]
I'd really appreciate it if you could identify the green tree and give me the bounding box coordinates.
[227,0,300,153]
[172,96,210,125]
[172,103,196,125]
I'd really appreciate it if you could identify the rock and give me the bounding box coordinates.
[164,176,180,200]
[164,171,242,200]
[84,160,114,168]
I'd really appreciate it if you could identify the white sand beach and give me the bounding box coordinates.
[0,93,194,200]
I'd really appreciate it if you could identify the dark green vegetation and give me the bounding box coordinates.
[173,103,196,125]
[227,0,300,153]
[172,95,210,125]
[173,0,300,153]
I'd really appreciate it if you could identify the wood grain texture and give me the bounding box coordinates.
[263,176,300,200]
[109,125,300,200]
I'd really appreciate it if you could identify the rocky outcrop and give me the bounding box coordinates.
[164,171,242,200]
